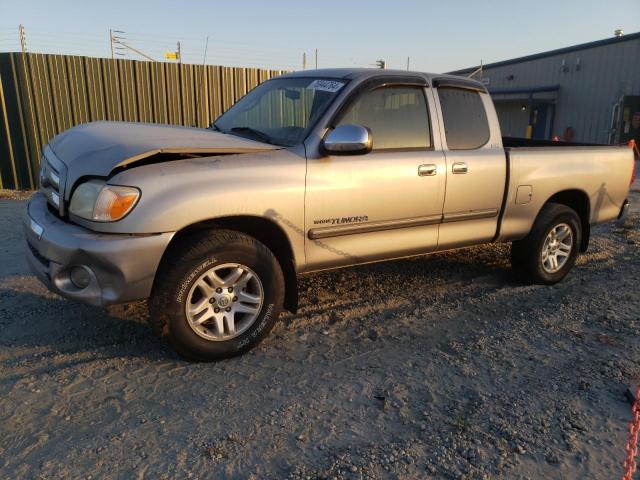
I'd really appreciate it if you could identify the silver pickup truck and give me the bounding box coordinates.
[24,68,634,361]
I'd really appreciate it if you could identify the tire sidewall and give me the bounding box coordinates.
[533,211,581,284]
[165,243,282,360]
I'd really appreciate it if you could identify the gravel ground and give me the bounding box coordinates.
[0,181,638,480]
[0,189,34,200]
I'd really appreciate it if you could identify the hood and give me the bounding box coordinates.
[48,121,281,193]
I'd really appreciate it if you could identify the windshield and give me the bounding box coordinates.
[213,78,347,146]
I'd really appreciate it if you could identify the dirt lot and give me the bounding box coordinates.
[0,182,639,480]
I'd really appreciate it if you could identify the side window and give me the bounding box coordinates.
[337,86,431,150]
[438,87,490,150]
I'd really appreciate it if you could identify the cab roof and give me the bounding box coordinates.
[278,68,486,91]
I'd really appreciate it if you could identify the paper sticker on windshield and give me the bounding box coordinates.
[306,79,345,92]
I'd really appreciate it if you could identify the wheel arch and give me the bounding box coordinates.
[157,215,299,313]
[542,189,591,252]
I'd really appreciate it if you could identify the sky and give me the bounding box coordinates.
[1,0,638,73]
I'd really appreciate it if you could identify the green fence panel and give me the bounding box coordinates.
[0,52,287,189]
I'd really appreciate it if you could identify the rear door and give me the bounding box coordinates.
[304,82,446,270]
[433,83,506,249]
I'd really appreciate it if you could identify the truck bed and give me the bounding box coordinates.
[497,142,634,244]
[502,136,605,148]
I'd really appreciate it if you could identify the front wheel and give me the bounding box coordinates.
[149,230,284,361]
[511,203,582,284]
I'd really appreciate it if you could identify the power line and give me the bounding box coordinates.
[28,29,302,57]
[13,29,303,63]
[6,26,355,71]
[7,27,374,66]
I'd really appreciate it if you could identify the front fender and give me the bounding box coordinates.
[71,148,307,268]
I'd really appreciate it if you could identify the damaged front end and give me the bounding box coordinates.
[42,121,281,215]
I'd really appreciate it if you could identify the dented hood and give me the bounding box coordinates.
[48,121,281,192]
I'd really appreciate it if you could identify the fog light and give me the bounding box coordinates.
[69,266,91,289]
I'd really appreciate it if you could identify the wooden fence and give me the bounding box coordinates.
[0,52,286,189]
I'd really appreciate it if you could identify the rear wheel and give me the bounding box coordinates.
[149,229,284,361]
[511,203,582,284]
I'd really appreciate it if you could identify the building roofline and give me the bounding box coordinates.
[449,31,640,74]
[489,85,560,95]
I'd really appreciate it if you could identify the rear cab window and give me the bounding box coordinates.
[437,87,490,150]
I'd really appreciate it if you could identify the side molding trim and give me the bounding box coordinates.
[308,215,442,240]
[307,209,499,240]
[442,208,498,223]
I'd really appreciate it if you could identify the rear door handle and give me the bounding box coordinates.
[452,162,468,174]
[418,164,437,176]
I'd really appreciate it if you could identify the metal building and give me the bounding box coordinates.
[450,32,640,144]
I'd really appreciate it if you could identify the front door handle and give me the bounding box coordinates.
[452,162,468,174]
[418,164,437,176]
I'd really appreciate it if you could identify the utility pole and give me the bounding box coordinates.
[177,41,182,64]
[375,59,386,69]
[197,36,209,126]
[314,48,318,69]
[17,22,35,186]
[407,56,410,71]
[201,37,209,65]
[18,24,26,54]
[110,31,155,62]
[302,52,306,70]
[110,30,127,58]
[109,29,114,59]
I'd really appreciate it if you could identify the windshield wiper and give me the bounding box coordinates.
[229,126,277,145]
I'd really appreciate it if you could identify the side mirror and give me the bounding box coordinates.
[321,124,372,155]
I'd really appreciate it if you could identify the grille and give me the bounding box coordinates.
[39,146,67,216]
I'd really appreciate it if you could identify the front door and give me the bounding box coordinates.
[304,84,446,270]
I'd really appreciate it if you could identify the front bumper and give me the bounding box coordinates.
[23,193,174,306]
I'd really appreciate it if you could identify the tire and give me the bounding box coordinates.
[511,203,582,285]
[149,229,284,361]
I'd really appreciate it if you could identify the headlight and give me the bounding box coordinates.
[70,180,140,222]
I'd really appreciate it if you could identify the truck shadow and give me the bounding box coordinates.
[0,288,174,362]
[0,244,514,362]
[290,243,514,320]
